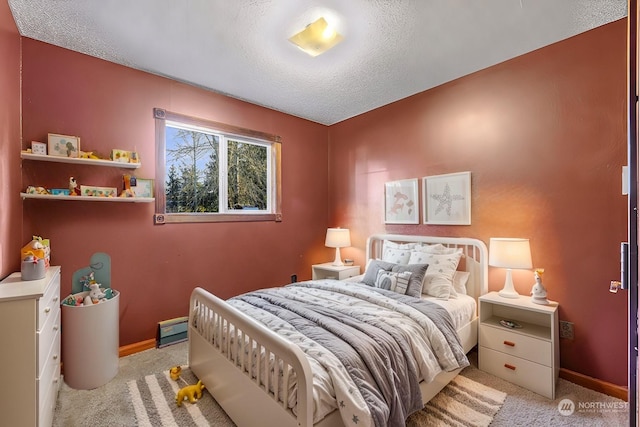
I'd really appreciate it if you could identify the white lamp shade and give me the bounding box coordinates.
[489,238,533,269]
[325,228,351,248]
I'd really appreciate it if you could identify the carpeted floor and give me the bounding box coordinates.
[53,342,629,426]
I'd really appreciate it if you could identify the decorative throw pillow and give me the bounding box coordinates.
[414,251,463,299]
[452,271,471,295]
[391,263,429,298]
[362,259,395,286]
[375,270,413,294]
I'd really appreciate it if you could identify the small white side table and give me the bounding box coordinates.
[478,291,559,399]
[312,263,360,280]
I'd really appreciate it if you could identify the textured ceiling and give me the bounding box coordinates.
[8,0,628,125]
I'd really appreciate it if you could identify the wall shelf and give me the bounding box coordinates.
[21,193,154,203]
[21,152,141,169]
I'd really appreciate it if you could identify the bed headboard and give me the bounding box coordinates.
[365,234,489,301]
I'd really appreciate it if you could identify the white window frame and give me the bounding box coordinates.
[153,108,282,224]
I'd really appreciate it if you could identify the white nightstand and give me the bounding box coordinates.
[312,263,360,280]
[478,291,559,399]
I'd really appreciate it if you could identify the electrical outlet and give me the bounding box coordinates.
[290,274,297,283]
[560,320,574,340]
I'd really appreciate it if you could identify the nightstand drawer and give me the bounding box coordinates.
[479,325,552,366]
[479,346,554,399]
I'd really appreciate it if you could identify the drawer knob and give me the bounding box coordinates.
[53,296,59,302]
[44,307,51,313]
[504,363,516,371]
[53,354,58,360]
[503,340,515,347]
[53,324,59,331]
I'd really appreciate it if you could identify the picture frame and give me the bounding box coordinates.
[422,171,471,225]
[132,178,154,198]
[48,133,80,158]
[31,141,47,155]
[384,178,419,224]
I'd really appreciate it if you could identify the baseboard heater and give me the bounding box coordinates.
[156,316,188,348]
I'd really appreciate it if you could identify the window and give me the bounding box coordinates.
[153,108,282,223]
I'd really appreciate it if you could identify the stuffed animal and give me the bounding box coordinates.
[69,177,80,196]
[88,283,105,303]
[175,380,205,406]
[169,366,182,381]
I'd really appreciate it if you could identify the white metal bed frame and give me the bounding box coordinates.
[188,234,488,427]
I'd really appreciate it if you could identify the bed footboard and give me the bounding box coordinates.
[188,287,314,427]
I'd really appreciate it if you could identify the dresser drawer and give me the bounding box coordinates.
[39,359,60,427]
[38,328,60,409]
[37,271,60,331]
[479,346,554,399]
[38,308,61,375]
[479,325,552,366]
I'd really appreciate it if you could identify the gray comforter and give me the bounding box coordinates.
[230,280,469,427]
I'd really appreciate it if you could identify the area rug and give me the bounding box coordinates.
[407,374,507,427]
[128,367,505,427]
[127,366,233,426]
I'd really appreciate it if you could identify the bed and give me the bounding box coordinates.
[188,234,488,427]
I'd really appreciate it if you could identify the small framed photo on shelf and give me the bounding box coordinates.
[31,141,47,155]
[384,178,419,224]
[48,133,80,158]
[132,178,154,198]
[422,171,471,225]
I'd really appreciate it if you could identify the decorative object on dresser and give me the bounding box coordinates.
[488,237,533,298]
[0,266,61,427]
[478,291,559,399]
[324,227,351,266]
[530,268,549,304]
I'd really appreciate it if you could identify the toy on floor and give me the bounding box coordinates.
[169,366,182,381]
[176,380,205,407]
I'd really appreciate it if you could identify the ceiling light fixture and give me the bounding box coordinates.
[288,17,343,57]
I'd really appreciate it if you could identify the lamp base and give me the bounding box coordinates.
[498,289,520,299]
[331,247,344,266]
[498,269,520,298]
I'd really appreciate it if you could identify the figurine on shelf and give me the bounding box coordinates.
[531,268,549,305]
[69,176,80,196]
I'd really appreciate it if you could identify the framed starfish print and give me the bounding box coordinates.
[384,178,419,224]
[423,171,471,225]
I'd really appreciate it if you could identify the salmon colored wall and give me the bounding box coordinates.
[328,20,628,386]
[20,39,330,346]
[0,2,21,278]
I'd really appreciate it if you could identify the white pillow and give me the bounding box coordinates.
[382,247,411,264]
[383,240,416,250]
[411,250,463,299]
[452,271,471,295]
[412,243,459,255]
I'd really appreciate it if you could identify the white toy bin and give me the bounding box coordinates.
[61,290,120,390]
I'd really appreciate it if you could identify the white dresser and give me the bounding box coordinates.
[478,291,559,399]
[0,266,61,427]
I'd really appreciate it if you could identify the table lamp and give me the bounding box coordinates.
[489,237,533,298]
[325,228,351,266]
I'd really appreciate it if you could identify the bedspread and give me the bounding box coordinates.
[229,280,469,427]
